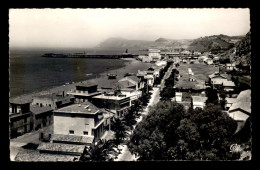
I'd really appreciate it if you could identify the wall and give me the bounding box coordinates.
[32,98,56,109]
[54,112,95,137]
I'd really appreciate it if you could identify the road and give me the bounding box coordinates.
[114,63,174,161]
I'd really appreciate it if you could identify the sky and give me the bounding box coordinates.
[9,8,250,48]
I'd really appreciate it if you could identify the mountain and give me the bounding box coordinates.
[154,38,193,49]
[97,37,154,49]
[187,34,244,53]
[97,37,193,51]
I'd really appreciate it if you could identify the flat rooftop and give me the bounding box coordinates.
[93,94,129,100]
[192,96,208,103]
[76,82,98,88]
[54,101,100,115]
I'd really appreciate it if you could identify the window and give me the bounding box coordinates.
[36,103,39,105]
[49,104,51,107]
[83,131,88,135]
[69,130,74,134]
[40,103,42,107]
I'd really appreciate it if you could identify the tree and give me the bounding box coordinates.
[111,117,128,145]
[81,139,119,162]
[206,88,219,105]
[128,101,238,160]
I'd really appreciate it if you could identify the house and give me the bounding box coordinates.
[175,92,182,102]
[226,63,236,70]
[118,76,143,90]
[205,58,213,65]
[30,105,53,131]
[9,98,32,138]
[191,96,208,109]
[222,80,236,92]
[208,72,228,89]
[92,93,130,118]
[67,82,101,103]
[225,97,237,110]
[148,48,161,61]
[32,93,74,110]
[139,54,152,63]
[228,90,251,132]
[53,100,104,140]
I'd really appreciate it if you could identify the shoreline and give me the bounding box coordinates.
[9,58,151,102]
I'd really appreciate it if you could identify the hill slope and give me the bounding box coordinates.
[187,35,244,53]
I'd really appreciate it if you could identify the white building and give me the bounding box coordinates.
[191,96,208,109]
[175,92,182,102]
[148,49,161,61]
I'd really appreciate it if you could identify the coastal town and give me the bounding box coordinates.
[9,8,251,162]
[10,45,251,161]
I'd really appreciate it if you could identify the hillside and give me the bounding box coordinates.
[97,37,154,49]
[231,31,251,66]
[187,35,244,53]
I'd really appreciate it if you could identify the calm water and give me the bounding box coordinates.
[9,48,139,98]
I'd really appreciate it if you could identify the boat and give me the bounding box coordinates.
[107,73,117,79]
[86,73,93,76]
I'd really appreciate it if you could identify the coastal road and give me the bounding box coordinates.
[114,87,161,161]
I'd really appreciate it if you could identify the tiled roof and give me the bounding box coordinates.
[14,149,79,162]
[208,73,228,79]
[118,80,135,88]
[30,105,53,115]
[9,97,32,105]
[54,101,100,114]
[51,134,94,144]
[213,79,227,85]
[229,90,251,114]
[121,76,140,83]
[37,143,85,154]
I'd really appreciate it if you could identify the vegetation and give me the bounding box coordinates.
[128,101,239,160]
[81,139,119,162]
[111,118,129,145]
[160,69,177,101]
[205,88,219,105]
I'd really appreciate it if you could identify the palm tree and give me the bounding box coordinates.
[81,139,119,162]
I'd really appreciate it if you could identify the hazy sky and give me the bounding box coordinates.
[9,8,250,48]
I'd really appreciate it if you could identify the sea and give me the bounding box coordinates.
[9,47,146,98]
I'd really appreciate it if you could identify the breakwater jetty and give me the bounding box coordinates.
[42,53,138,59]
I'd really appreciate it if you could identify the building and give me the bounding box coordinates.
[92,93,130,118]
[222,80,236,92]
[53,101,104,140]
[118,76,143,90]
[30,105,53,131]
[32,93,74,110]
[191,96,208,109]
[205,58,213,65]
[9,98,32,138]
[226,63,236,70]
[148,49,161,61]
[228,90,251,132]
[208,72,228,89]
[67,82,101,103]
[175,92,182,102]
[139,54,153,63]
[225,97,237,110]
